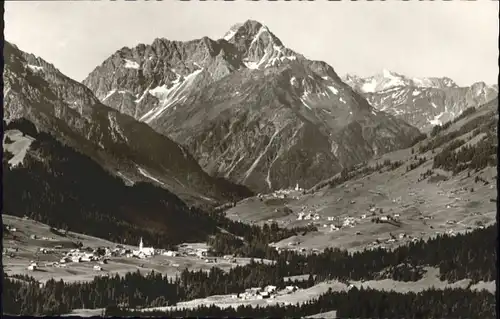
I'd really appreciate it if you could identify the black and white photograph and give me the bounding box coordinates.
[2,1,498,317]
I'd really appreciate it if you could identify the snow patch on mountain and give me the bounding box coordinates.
[140,68,202,123]
[249,26,270,48]
[223,29,237,41]
[27,64,43,72]
[327,86,338,95]
[265,150,281,190]
[3,130,35,168]
[243,127,281,183]
[361,79,378,93]
[137,166,165,185]
[428,112,446,126]
[300,98,312,110]
[135,89,149,103]
[124,59,140,69]
[103,90,117,102]
[412,78,429,87]
[108,112,128,143]
[117,172,135,186]
[243,60,260,70]
[224,155,245,179]
[300,90,313,109]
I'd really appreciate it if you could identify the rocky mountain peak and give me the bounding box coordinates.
[83,23,421,192]
[223,20,277,43]
[221,20,296,70]
[380,69,402,79]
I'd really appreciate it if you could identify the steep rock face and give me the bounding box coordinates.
[83,20,421,193]
[3,41,252,208]
[343,70,498,131]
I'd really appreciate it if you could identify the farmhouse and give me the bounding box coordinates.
[71,256,82,263]
[259,291,270,299]
[196,248,209,258]
[163,250,179,257]
[285,285,298,292]
[27,262,38,271]
[264,285,277,293]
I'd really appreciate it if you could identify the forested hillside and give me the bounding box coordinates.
[3,119,218,247]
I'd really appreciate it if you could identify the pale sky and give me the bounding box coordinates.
[5,1,499,86]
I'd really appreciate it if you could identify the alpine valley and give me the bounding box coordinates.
[3,18,498,319]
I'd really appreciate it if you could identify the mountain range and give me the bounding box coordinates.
[343,70,498,131]
[82,20,421,193]
[4,19,495,208]
[3,41,252,209]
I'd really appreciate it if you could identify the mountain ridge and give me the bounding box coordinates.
[83,20,422,193]
[342,70,498,132]
[3,40,253,208]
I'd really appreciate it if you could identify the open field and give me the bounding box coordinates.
[61,308,105,317]
[2,214,273,284]
[306,310,337,318]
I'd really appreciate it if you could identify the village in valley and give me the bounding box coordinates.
[2,214,276,285]
[3,159,495,281]
[224,162,496,255]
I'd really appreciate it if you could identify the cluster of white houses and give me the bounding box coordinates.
[233,285,299,300]
[256,184,303,200]
[25,238,216,272]
[295,203,406,233]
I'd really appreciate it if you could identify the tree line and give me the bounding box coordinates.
[433,133,497,174]
[108,287,495,319]
[3,225,495,316]
[419,113,495,154]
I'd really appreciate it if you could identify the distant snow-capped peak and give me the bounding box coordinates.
[343,70,460,93]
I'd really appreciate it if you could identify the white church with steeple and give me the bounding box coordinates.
[132,237,155,258]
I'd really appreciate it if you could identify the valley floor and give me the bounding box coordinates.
[2,214,273,284]
[4,210,496,318]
